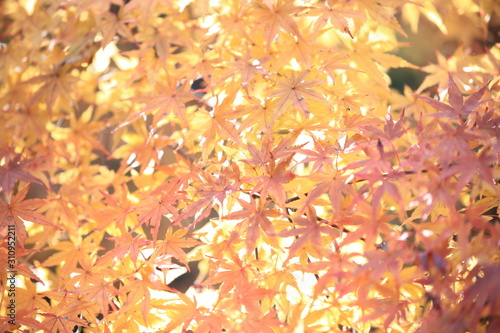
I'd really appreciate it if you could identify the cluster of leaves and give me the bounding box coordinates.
[1,0,499,332]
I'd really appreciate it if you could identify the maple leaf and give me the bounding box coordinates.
[297,138,341,173]
[421,177,461,219]
[416,47,468,94]
[158,292,201,332]
[75,276,119,321]
[360,109,406,145]
[252,0,305,53]
[199,95,246,161]
[460,265,500,324]
[124,0,173,24]
[241,134,303,208]
[401,0,446,34]
[0,39,28,87]
[279,207,341,260]
[339,200,395,249]
[223,197,279,255]
[343,139,394,175]
[111,309,148,333]
[62,255,98,294]
[150,228,203,268]
[0,244,43,283]
[134,16,192,69]
[201,253,262,295]
[118,77,193,130]
[242,136,275,169]
[173,166,240,228]
[366,169,406,216]
[297,169,357,217]
[95,232,151,268]
[117,274,155,325]
[200,230,240,261]
[250,154,296,209]
[268,70,326,121]
[317,49,363,82]
[432,121,481,167]
[50,106,109,156]
[0,185,59,246]
[97,9,136,47]
[474,107,500,136]
[241,311,289,333]
[221,46,269,93]
[241,132,305,169]
[2,103,49,148]
[38,292,92,331]
[16,279,51,315]
[276,32,314,69]
[355,0,408,37]
[307,254,360,298]
[3,0,500,331]
[95,184,135,231]
[111,123,175,172]
[439,146,497,193]
[414,73,491,120]
[309,0,364,38]
[133,179,181,241]
[25,65,79,112]
[239,97,275,135]
[216,1,253,44]
[0,308,51,333]
[41,236,99,269]
[0,150,42,202]
[358,298,407,329]
[235,283,278,319]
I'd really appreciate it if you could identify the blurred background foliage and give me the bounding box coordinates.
[390,1,500,93]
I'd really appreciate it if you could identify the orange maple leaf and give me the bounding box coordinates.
[95,232,151,268]
[25,65,78,111]
[239,97,274,135]
[252,0,305,53]
[117,77,193,131]
[150,228,203,268]
[0,243,43,284]
[134,179,182,241]
[159,292,201,332]
[201,254,255,295]
[279,206,340,260]
[223,197,279,255]
[0,308,51,333]
[309,0,364,38]
[268,70,326,122]
[250,154,296,209]
[200,95,246,161]
[40,294,91,332]
[75,276,119,321]
[0,185,59,246]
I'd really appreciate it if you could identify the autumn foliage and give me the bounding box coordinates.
[1,0,500,332]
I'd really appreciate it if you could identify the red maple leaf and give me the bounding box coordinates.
[0,150,42,202]
[413,73,491,120]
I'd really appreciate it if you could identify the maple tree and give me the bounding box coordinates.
[1,0,499,332]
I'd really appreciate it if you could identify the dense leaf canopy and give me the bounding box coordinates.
[1,0,499,332]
